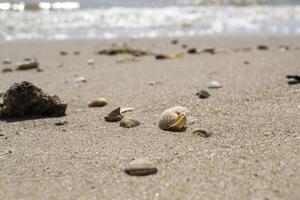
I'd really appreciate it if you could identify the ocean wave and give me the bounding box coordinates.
[0,5,300,40]
[0,2,80,11]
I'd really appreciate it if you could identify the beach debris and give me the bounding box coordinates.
[187,48,197,54]
[16,58,39,70]
[155,52,185,60]
[192,128,213,137]
[125,158,158,176]
[171,39,178,45]
[196,90,211,99]
[158,106,195,131]
[104,107,123,122]
[60,51,68,56]
[55,120,68,126]
[3,59,11,65]
[74,76,87,83]
[208,81,222,89]
[2,68,13,73]
[120,107,135,113]
[0,81,67,117]
[286,75,300,85]
[120,117,140,128]
[257,45,268,50]
[87,59,94,65]
[88,98,107,107]
[97,47,150,57]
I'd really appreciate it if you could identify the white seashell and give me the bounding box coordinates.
[125,158,158,176]
[208,81,222,89]
[120,117,140,128]
[120,107,135,113]
[87,59,94,65]
[88,97,107,107]
[158,106,194,131]
[75,76,87,83]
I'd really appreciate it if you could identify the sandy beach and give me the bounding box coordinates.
[0,36,299,200]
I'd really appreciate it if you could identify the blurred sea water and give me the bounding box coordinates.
[0,0,300,40]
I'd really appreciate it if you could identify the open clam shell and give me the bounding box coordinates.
[120,117,140,128]
[125,158,158,176]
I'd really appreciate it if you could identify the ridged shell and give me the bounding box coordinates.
[104,107,123,122]
[159,106,193,131]
[120,117,140,128]
[16,59,39,70]
[125,158,158,176]
[88,97,107,107]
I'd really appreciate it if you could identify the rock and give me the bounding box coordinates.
[60,51,68,56]
[181,44,188,49]
[196,90,210,99]
[192,129,213,137]
[125,158,158,176]
[75,77,87,83]
[257,45,269,50]
[155,54,168,60]
[2,68,13,73]
[74,51,80,55]
[286,75,300,85]
[88,98,107,107]
[3,59,11,64]
[244,61,250,65]
[187,48,197,54]
[0,81,67,117]
[208,81,222,89]
[16,58,39,70]
[55,120,68,126]
[171,39,178,45]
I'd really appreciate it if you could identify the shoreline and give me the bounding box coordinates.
[0,35,299,200]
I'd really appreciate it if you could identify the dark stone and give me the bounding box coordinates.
[286,75,300,85]
[257,45,269,50]
[187,48,197,54]
[60,51,68,56]
[2,68,13,73]
[197,90,211,99]
[202,48,216,54]
[0,81,67,118]
[171,39,178,45]
[155,54,167,60]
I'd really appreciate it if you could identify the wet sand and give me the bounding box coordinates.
[0,36,299,200]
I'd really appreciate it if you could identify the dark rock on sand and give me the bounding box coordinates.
[2,68,13,73]
[257,45,269,50]
[0,81,67,118]
[187,48,197,54]
[171,39,178,45]
[197,90,211,99]
[286,75,300,85]
[155,54,167,60]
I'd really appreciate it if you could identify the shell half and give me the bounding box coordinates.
[120,117,140,128]
[104,107,123,122]
[125,158,158,176]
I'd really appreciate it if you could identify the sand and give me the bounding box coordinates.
[0,36,299,200]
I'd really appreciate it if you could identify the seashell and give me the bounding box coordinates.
[16,58,39,70]
[55,120,68,126]
[192,128,212,137]
[125,158,158,176]
[88,97,107,107]
[158,106,194,131]
[2,68,13,73]
[120,107,135,113]
[104,107,123,122]
[75,76,87,83]
[3,59,11,65]
[208,81,222,89]
[87,59,94,65]
[196,90,210,99]
[120,117,140,128]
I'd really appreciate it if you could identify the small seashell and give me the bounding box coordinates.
[208,81,222,89]
[75,76,87,83]
[55,120,68,126]
[16,59,39,70]
[192,129,212,137]
[74,51,80,55]
[125,158,158,176]
[104,107,123,122]
[60,51,68,56]
[257,45,268,50]
[3,59,11,65]
[87,59,94,65]
[120,107,135,113]
[158,106,194,131]
[120,117,140,128]
[88,98,107,107]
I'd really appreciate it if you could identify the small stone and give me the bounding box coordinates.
[155,54,167,60]
[125,158,158,176]
[88,98,107,107]
[187,48,197,54]
[208,81,222,89]
[74,51,80,55]
[75,77,87,83]
[171,39,178,45]
[196,90,210,99]
[257,45,269,50]
[87,59,94,65]
[3,59,11,64]
[192,129,212,137]
[2,68,13,73]
[16,59,39,70]
[286,75,300,85]
[181,44,188,49]
[60,51,68,56]
[36,68,43,72]
[244,61,250,65]
[55,120,68,126]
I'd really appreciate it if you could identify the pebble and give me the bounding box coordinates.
[60,51,68,56]
[2,68,13,73]
[171,39,178,45]
[257,45,269,50]
[74,51,80,55]
[208,81,222,89]
[16,59,39,70]
[125,158,158,176]
[192,129,213,137]
[187,48,197,54]
[55,120,68,126]
[197,90,210,99]
[88,98,107,107]
[87,59,94,65]
[75,76,87,83]
[3,59,12,64]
